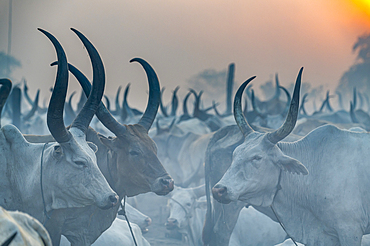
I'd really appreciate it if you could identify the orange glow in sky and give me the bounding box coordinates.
[345,0,370,26]
[352,0,370,15]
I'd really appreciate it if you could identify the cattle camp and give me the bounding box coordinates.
[2,1,370,246]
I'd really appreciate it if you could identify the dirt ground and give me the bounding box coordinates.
[128,193,189,246]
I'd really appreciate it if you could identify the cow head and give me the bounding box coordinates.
[38,28,118,209]
[67,57,174,197]
[213,68,308,207]
[99,124,173,196]
[166,185,206,231]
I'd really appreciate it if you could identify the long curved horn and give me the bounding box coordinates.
[183,90,192,116]
[122,83,134,119]
[113,86,122,115]
[61,62,127,137]
[0,78,12,128]
[39,28,72,143]
[274,73,281,99]
[266,67,303,144]
[23,79,34,105]
[103,95,110,112]
[350,101,359,123]
[279,86,291,117]
[70,28,105,134]
[23,89,39,121]
[76,89,87,113]
[212,100,222,117]
[171,86,180,117]
[234,76,256,136]
[251,89,265,118]
[326,91,334,112]
[131,58,161,132]
[353,87,357,110]
[225,63,235,116]
[64,91,77,126]
[159,87,169,117]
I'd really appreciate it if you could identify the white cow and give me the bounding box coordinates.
[166,186,206,246]
[213,68,370,245]
[0,206,52,246]
[60,218,150,246]
[167,186,286,246]
[118,203,152,233]
[0,29,117,225]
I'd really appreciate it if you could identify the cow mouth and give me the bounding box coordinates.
[165,222,179,231]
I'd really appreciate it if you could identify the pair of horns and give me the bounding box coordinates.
[234,67,303,144]
[39,28,105,143]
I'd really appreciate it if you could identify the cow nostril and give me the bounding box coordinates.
[109,195,118,205]
[161,178,174,190]
[218,186,227,195]
[212,185,227,198]
[145,217,152,225]
[167,218,178,224]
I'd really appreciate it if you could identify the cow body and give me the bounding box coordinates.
[213,69,370,245]
[167,185,286,246]
[60,218,150,246]
[0,206,52,246]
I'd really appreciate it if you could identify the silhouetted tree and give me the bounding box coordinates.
[336,33,370,104]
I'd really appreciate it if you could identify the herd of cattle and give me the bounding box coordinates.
[1,28,370,246]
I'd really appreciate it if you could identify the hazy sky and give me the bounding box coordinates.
[0,0,369,110]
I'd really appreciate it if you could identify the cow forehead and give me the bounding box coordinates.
[235,133,266,154]
[62,128,96,159]
[122,125,157,150]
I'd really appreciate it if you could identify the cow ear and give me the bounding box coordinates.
[53,145,63,158]
[275,154,308,175]
[87,141,98,153]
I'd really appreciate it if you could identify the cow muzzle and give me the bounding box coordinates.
[97,193,119,210]
[165,218,179,230]
[212,184,232,204]
[152,176,174,195]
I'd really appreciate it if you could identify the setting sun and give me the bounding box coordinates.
[351,0,370,18]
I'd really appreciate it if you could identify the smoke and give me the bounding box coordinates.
[187,68,227,108]
[0,51,21,79]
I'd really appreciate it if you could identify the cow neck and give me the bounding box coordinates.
[105,150,118,192]
[105,150,125,199]
[40,142,53,225]
[170,197,196,246]
[270,169,299,246]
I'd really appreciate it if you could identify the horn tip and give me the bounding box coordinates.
[130,57,142,63]
[50,61,58,67]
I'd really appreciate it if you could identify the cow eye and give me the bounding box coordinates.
[129,150,140,156]
[186,203,191,207]
[75,161,86,167]
[251,156,262,168]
